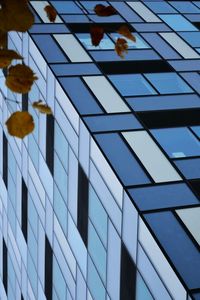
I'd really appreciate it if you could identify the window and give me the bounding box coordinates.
[21,179,28,241]
[3,238,7,294]
[159,15,198,31]
[144,73,192,94]
[77,33,114,50]
[136,272,154,300]
[53,257,67,300]
[89,185,107,247]
[3,133,8,187]
[190,126,200,138]
[120,242,136,300]
[151,127,200,158]
[110,33,150,49]
[77,164,89,247]
[88,257,106,300]
[109,74,157,96]
[179,32,200,48]
[45,236,53,300]
[46,114,55,175]
[88,222,107,283]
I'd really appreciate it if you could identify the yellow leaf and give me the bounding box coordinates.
[117,25,136,42]
[5,64,38,94]
[115,38,128,58]
[0,49,23,68]
[44,5,57,22]
[5,111,34,139]
[32,100,52,114]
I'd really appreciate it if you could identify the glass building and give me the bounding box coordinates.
[0,1,200,299]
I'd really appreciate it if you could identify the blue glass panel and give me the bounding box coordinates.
[8,145,16,179]
[129,183,198,211]
[127,94,200,112]
[179,32,200,47]
[136,272,153,300]
[88,257,106,300]
[159,15,198,31]
[29,135,39,170]
[144,73,192,94]
[8,256,16,292]
[28,254,37,296]
[89,185,107,247]
[58,77,103,115]
[28,195,38,238]
[151,127,200,158]
[170,1,200,13]
[77,33,114,50]
[145,2,176,13]
[109,74,157,96]
[54,153,68,202]
[31,35,68,63]
[175,159,200,180]
[51,63,101,76]
[54,184,68,233]
[54,122,69,170]
[29,24,69,34]
[84,113,142,133]
[28,224,38,268]
[8,171,16,208]
[94,133,151,186]
[53,257,67,300]
[193,292,200,300]
[111,2,143,22]
[110,33,150,49]
[144,211,200,289]
[88,222,106,283]
[50,1,82,13]
[8,200,16,234]
[191,126,200,138]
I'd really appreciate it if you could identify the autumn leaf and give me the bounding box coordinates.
[0,30,7,49]
[90,25,104,46]
[94,4,117,16]
[32,100,52,114]
[117,25,136,42]
[5,64,38,94]
[5,111,34,139]
[115,38,128,58]
[44,5,57,22]
[0,49,23,68]
[0,0,34,32]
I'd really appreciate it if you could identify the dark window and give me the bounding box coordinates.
[3,133,8,187]
[45,236,53,300]
[21,178,28,241]
[21,295,24,300]
[77,164,89,247]
[22,93,28,111]
[3,238,7,294]
[46,115,54,175]
[120,243,136,300]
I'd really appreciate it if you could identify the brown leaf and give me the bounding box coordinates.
[0,49,23,68]
[44,5,57,22]
[5,64,38,93]
[90,25,104,46]
[5,111,34,139]
[94,4,117,16]
[0,30,7,49]
[115,38,128,58]
[0,0,34,32]
[117,25,136,42]
[32,100,52,114]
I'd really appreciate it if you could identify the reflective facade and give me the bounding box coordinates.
[0,1,200,300]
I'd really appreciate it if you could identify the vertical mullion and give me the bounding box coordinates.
[21,178,28,241]
[45,236,53,300]
[46,115,54,175]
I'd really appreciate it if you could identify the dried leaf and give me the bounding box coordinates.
[0,30,7,49]
[44,5,57,22]
[115,38,128,58]
[0,49,23,68]
[32,100,52,114]
[94,4,117,16]
[117,25,136,42]
[5,111,34,139]
[5,64,38,93]
[90,25,104,46]
[0,0,34,32]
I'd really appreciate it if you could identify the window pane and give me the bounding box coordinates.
[136,273,154,300]
[89,185,107,247]
[144,73,192,94]
[54,153,68,202]
[54,184,68,233]
[54,122,69,170]
[88,257,106,300]
[53,257,67,300]
[151,127,200,158]
[109,74,157,96]
[77,33,114,50]
[110,33,150,49]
